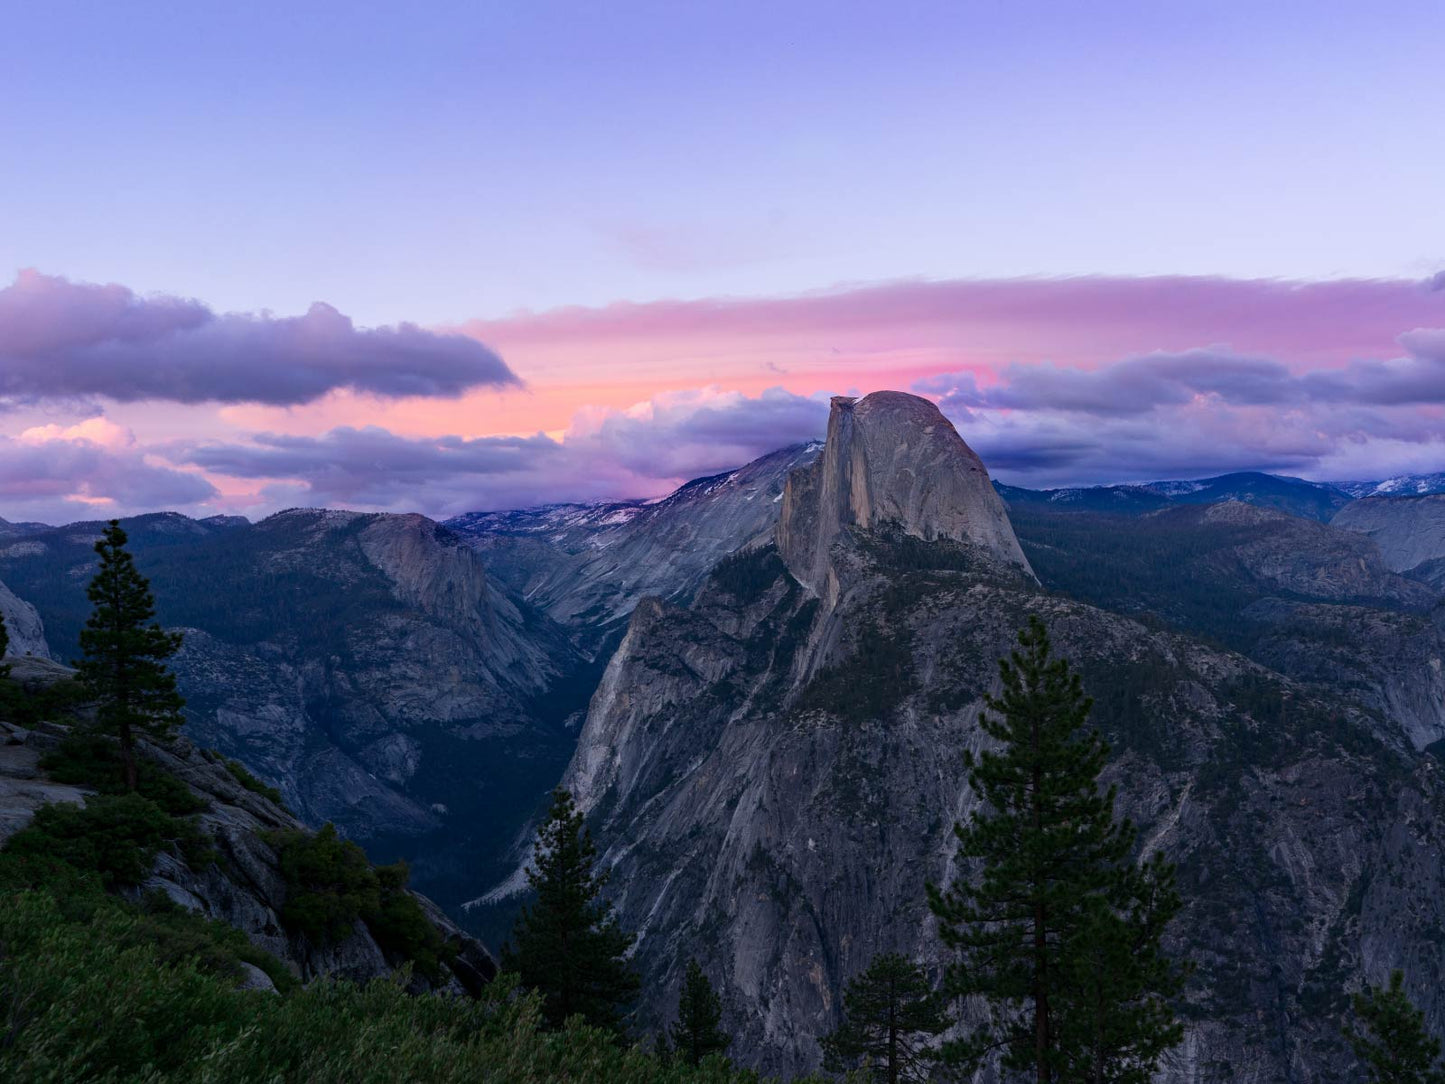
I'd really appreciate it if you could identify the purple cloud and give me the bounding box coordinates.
[567,387,829,479]
[177,427,566,511]
[162,388,830,517]
[914,333,1445,486]
[0,428,217,523]
[0,270,518,407]
[919,335,1445,419]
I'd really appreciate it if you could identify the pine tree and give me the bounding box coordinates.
[75,521,185,791]
[503,787,640,1035]
[670,958,730,1066]
[0,605,10,680]
[821,952,948,1084]
[1347,971,1445,1084]
[1052,851,1186,1083]
[927,616,1184,1083]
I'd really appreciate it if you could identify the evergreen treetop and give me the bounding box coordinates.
[928,615,1183,1083]
[821,951,947,1084]
[670,958,729,1067]
[76,521,185,791]
[1052,850,1186,1083]
[1347,970,1445,1084]
[503,787,640,1035]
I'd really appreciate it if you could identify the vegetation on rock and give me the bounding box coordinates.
[820,952,947,1084]
[223,756,284,804]
[927,616,1185,1082]
[1347,970,1445,1084]
[670,958,731,1067]
[269,823,453,980]
[504,787,641,1034]
[42,731,208,815]
[76,520,186,790]
[0,890,826,1083]
[5,791,212,887]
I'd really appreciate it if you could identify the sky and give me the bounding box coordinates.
[2,1,1444,523]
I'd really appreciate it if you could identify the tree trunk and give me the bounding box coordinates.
[1033,707,1050,1084]
[119,721,137,791]
[888,980,899,1084]
[1036,900,1050,1084]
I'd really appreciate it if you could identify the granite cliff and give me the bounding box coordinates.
[448,442,822,652]
[777,392,1032,601]
[558,390,1445,1080]
[1333,494,1445,587]
[0,577,52,660]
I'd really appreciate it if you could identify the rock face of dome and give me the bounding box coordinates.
[0,578,52,660]
[776,391,1033,597]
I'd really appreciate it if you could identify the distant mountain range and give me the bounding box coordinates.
[994,470,1441,522]
[5,469,1445,540]
[1334,472,1445,497]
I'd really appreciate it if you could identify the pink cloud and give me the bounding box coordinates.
[0,428,217,523]
[458,274,1445,380]
[171,387,829,517]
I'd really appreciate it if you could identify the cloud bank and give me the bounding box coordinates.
[169,387,830,517]
[465,274,1445,375]
[914,330,1445,485]
[0,270,518,407]
[0,422,217,524]
[565,387,829,480]
[4,272,1445,520]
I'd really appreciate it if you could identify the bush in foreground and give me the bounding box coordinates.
[0,889,829,1084]
[268,823,453,980]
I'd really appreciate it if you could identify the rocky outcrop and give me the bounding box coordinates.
[448,442,822,650]
[1333,494,1445,581]
[0,723,89,842]
[1195,501,1436,608]
[0,714,496,994]
[0,578,52,660]
[776,392,1032,600]
[1242,598,1445,750]
[1004,498,1445,750]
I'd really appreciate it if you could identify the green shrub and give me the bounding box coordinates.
[4,792,212,887]
[0,673,87,725]
[0,888,818,1083]
[270,823,380,946]
[0,848,110,925]
[0,891,259,1081]
[133,891,299,994]
[0,829,294,1001]
[367,861,455,982]
[42,732,208,815]
[225,757,284,805]
[269,828,454,980]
